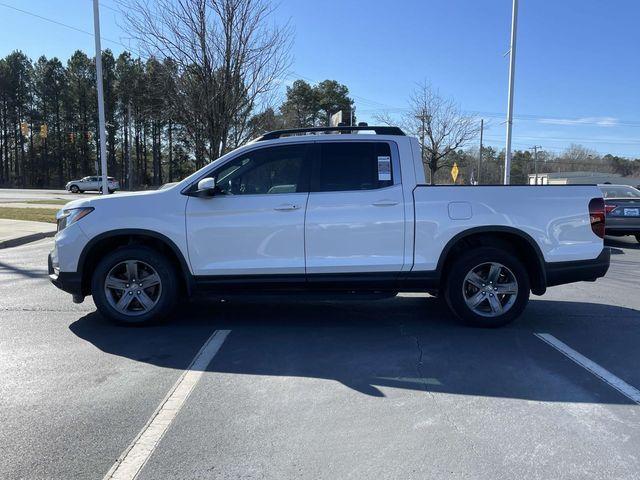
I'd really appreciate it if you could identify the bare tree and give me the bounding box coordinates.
[376,83,478,184]
[120,0,291,162]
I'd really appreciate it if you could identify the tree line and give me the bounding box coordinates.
[0,49,191,189]
[0,44,357,189]
[1,46,637,190]
[0,0,298,189]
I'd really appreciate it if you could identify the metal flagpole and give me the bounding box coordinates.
[93,0,109,195]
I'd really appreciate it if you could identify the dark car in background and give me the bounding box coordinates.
[599,184,640,243]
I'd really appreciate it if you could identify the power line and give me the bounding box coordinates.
[0,2,98,37]
[483,134,640,146]
[0,1,147,58]
[95,0,121,14]
[357,107,640,128]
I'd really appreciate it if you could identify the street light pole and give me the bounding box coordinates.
[93,0,109,195]
[503,0,518,185]
[477,118,484,184]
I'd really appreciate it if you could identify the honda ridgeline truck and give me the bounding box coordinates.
[49,126,610,327]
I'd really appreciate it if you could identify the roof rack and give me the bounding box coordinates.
[254,125,405,142]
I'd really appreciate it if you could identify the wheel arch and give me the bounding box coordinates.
[436,226,547,295]
[78,229,193,296]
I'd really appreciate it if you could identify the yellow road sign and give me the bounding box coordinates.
[451,162,459,183]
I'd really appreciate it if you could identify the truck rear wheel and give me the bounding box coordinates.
[444,247,530,328]
[91,245,178,325]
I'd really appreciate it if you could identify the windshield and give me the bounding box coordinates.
[600,185,640,199]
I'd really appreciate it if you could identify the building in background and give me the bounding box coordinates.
[528,171,640,187]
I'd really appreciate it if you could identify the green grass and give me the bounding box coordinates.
[25,199,70,206]
[0,207,58,223]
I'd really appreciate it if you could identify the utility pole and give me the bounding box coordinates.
[531,145,541,185]
[93,0,109,195]
[417,111,427,183]
[503,0,518,185]
[127,102,133,190]
[477,118,484,184]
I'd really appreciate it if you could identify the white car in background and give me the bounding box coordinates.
[66,176,120,194]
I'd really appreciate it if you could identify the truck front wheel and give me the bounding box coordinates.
[91,245,178,325]
[444,247,530,328]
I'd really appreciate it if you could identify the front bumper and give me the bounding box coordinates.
[48,252,83,300]
[544,247,610,288]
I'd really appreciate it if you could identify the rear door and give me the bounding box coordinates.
[186,143,311,276]
[305,141,405,274]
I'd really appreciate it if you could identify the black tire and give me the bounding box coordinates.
[444,246,530,328]
[635,234,640,243]
[91,245,178,325]
[108,188,115,194]
[69,185,79,193]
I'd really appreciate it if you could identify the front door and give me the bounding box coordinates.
[186,143,311,276]
[305,141,406,275]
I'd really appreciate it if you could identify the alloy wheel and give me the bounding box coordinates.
[103,260,162,316]
[462,262,518,317]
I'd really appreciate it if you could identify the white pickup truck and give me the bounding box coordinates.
[49,126,609,327]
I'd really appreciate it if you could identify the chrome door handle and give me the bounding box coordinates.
[274,204,300,211]
[372,200,399,207]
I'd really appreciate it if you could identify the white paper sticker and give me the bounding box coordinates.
[377,156,391,181]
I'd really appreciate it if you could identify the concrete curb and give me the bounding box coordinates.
[0,230,56,249]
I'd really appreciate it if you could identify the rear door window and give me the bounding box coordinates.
[314,142,393,192]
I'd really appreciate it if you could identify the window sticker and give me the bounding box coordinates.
[377,156,391,181]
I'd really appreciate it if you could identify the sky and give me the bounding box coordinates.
[0,0,639,158]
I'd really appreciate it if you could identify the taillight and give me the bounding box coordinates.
[589,197,605,238]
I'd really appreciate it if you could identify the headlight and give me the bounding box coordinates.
[56,207,94,232]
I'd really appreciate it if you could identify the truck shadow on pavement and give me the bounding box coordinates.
[0,260,48,279]
[69,295,640,404]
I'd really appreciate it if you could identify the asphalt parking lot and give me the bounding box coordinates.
[1,237,640,479]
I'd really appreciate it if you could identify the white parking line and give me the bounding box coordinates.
[535,332,640,404]
[103,329,231,480]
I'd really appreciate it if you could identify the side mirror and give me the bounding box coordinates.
[193,177,216,197]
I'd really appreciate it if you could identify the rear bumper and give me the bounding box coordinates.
[605,215,640,236]
[544,248,610,288]
[48,252,83,297]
